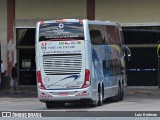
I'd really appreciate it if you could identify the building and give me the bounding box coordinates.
[0,0,160,87]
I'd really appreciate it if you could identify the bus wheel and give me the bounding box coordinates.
[98,86,103,106]
[46,102,54,108]
[120,84,124,101]
[46,102,65,108]
[90,100,98,107]
[90,91,99,107]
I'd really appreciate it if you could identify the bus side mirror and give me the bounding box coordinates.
[157,43,160,57]
[123,45,131,61]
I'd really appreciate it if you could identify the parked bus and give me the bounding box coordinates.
[35,19,127,108]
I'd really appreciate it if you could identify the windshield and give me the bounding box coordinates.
[39,22,84,41]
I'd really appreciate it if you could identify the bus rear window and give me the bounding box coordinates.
[39,22,84,41]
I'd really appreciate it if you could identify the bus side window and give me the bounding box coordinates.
[90,30,103,45]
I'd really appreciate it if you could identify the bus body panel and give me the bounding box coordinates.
[38,86,93,102]
[88,22,125,99]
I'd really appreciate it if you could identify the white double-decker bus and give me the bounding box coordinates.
[35,19,127,108]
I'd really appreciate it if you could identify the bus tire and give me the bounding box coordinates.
[90,88,100,107]
[46,102,65,108]
[120,83,124,101]
[113,83,121,102]
[46,102,54,108]
[98,86,103,106]
[90,100,98,107]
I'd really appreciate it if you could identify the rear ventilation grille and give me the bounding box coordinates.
[43,54,82,75]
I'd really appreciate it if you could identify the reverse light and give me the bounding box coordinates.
[37,71,46,90]
[82,69,91,88]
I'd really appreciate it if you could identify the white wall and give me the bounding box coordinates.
[96,0,160,24]
[15,0,86,21]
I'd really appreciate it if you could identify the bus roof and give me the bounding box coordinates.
[38,19,119,27]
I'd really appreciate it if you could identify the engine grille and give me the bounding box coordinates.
[43,54,82,75]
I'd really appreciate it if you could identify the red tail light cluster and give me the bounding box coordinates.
[37,71,46,90]
[56,20,67,22]
[40,21,44,25]
[82,69,91,88]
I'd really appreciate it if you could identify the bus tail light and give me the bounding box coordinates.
[56,20,67,22]
[40,21,44,25]
[82,69,91,88]
[37,71,46,90]
[79,20,83,24]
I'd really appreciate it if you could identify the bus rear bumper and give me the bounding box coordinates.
[38,86,94,103]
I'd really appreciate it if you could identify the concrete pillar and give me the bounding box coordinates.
[87,0,95,20]
[7,0,15,76]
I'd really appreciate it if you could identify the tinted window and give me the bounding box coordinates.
[39,22,84,41]
[126,47,158,86]
[89,25,121,45]
[90,29,104,45]
[127,47,157,69]
[123,26,160,44]
[17,28,35,46]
